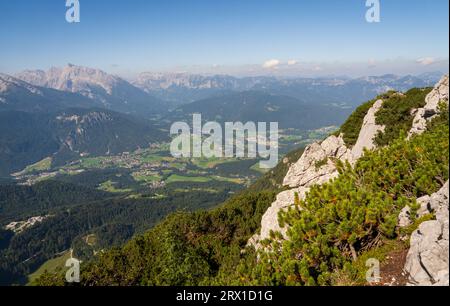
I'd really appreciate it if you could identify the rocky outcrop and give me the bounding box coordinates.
[5,216,48,234]
[251,135,351,244]
[252,100,386,245]
[253,75,448,251]
[403,181,449,286]
[409,75,449,138]
[351,99,385,160]
[283,135,352,188]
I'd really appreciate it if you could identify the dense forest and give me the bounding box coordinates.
[0,179,238,285]
[0,181,110,224]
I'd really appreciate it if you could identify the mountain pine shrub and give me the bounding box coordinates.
[375,88,432,146]
[247,112,448,286]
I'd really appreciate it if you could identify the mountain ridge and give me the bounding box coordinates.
[133,72,442,106]
[16,65,167,117]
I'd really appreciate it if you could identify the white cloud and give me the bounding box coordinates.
[368,58,377,68]
[313,66,323,71]
[287,60,298,66]
[416,57,435,66]
[262,59,280,69]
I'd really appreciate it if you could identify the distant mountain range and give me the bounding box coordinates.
[10,65,442,110]
[15,65,166,117]
[0,65,443,177]
[1,67,170,176]
[133,72,442,106]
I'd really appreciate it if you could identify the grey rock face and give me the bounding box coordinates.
[398,206,413,228]
[15,65,164,116]
[16,65,119,96]
[283,135,352,189]
[409,75,449,138]
[351,99,385,160]
[404,181,449,286]
[0,73,44,96]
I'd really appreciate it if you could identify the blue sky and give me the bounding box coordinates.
[0,0,448,77]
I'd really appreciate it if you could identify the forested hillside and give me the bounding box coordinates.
[35,191,276,286]
[0,108,166,176]
[165,91,351,130]
[0,180,236,285]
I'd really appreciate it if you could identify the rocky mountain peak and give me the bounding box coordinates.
[15,65,165,116]
[17,65,120,96]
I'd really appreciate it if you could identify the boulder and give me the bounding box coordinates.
[404,181,449,286]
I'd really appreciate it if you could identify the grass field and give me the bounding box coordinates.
[211,176,245,184]
[166,174,213,184]
[22,157,52,173]
[85,234,97,246]
[132,172,162,183]
[141,154,167,163]
[191,157,237,169]
[79,157,106,168]
[174,188,219,193]
[98,180,133,193]
[250,162,270,174]
[28,251,71,285]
